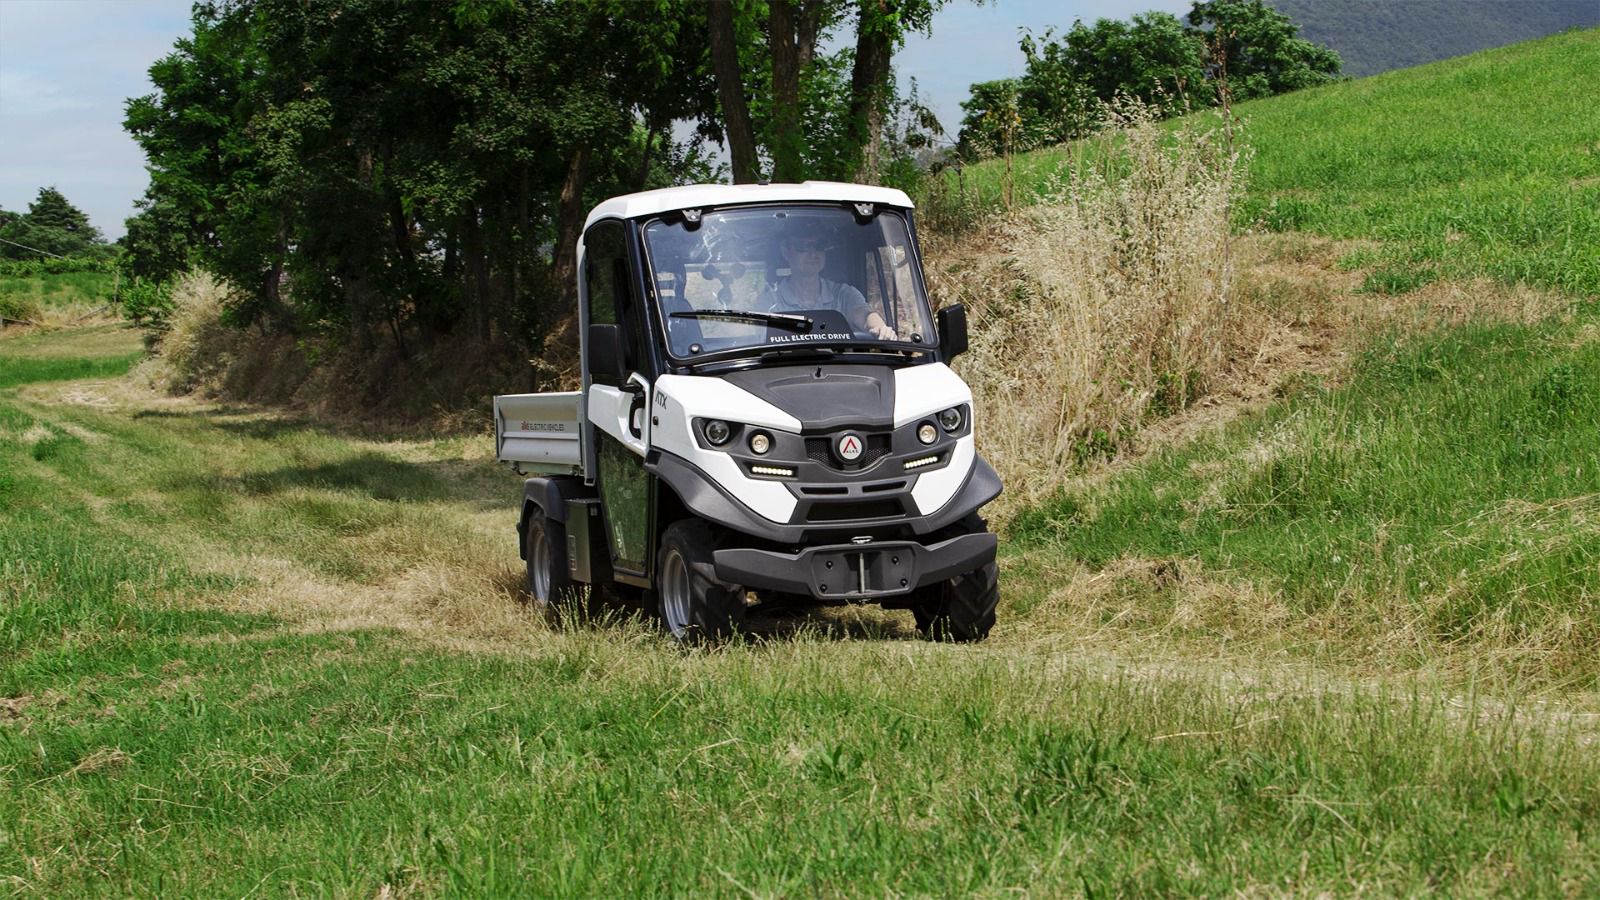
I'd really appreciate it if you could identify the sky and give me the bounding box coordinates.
[0,0,1190,242]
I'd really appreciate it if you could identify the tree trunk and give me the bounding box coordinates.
[769,1,803,182]
[514,163,530,324]
[848,0,895,184]
[706,0,759,183]
[636,115,663,190]
[796,0,823,70]
[462,205,491,344]
[552,143,591,322]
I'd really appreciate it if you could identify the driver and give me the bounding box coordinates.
[763,224,898,340]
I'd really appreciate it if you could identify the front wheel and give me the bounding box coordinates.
[911,562,998,643]
[657,520,746,642]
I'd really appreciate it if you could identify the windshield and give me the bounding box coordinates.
[642,206,935,361]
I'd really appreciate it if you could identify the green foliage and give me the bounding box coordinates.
[120,278,176,330]
[0,256,115,277]
[0,271,117,319]
[0,187,110,261]
[0,294,41,323]
[125,0,723,347]
[956,2,1338,159]
[1188,0,1342,101]
[1269,0,1598,78]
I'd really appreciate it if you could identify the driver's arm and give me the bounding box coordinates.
[840,284,898,340]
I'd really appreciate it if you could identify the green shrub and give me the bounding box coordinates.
[0,293,42,323]
[0,256,115,278]
[122,278,176,330]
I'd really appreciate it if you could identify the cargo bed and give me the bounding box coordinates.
[493,392,583,475]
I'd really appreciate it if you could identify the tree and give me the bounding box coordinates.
[124,0,722,360]
[0,187,105,259]
[27,187,98,239]
[707,0,759,183]
[845,0,940,183]
[954,3,1339,156]
[955,79,1023,159]
[768,0,833,182]
[1024,14,1206,118]
[1188,0,1341,101]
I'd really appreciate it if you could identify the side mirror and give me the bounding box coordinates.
[588,323,624,383]
[937,304,969,360]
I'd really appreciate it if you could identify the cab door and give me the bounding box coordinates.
[581,220,654,578]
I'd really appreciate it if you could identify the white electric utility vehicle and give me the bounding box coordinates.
[494,182,1002,641]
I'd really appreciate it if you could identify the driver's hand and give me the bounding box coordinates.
[872,324,898,340]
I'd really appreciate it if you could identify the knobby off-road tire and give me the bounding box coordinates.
[911,517,999,642]
[657,520,746,643]
[911,561,999,642]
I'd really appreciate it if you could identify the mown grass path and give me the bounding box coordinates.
[3,325,1598,895]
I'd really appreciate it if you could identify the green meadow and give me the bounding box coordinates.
[6,28,1600,897]
[3,323,1597,895]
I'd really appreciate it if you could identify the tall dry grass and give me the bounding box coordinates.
[146,269,237,393]
[927,103,1253,521]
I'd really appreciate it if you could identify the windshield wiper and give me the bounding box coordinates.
[670,309,815,332]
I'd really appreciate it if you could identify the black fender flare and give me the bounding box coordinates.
[517,476,589,559]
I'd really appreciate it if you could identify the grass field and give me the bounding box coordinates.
[7,30,1600,896]
[927,28,1600,298]
[4,328,1600,895]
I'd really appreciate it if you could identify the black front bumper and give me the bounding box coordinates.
[713,532,997,601]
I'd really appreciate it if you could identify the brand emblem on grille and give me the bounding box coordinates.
[837,432,864,461]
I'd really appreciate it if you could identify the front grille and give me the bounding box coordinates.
[805,499,903,522]
[805,434,891,469]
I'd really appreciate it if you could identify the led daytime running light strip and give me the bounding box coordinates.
[751,464,795,477]
[903,455,940,470]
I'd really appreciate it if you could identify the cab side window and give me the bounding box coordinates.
[584,221,649,385]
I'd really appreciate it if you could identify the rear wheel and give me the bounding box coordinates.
[524,509,576,621]
[657,520,746,642]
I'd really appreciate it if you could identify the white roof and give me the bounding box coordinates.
[584,181,914,229]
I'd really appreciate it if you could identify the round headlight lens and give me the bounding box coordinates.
[938,407,963,432]
[704,419,731,445]
[749,432,771,455]
[917,423,938,444]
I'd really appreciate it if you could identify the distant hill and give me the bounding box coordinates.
[1268,0,1598,78]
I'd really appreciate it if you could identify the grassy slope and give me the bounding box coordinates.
[4,331,1598,895]
[1011,313,1600,686]
[928,30,1600,685]
[930,28,1600,297]
[0,271,116,320]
